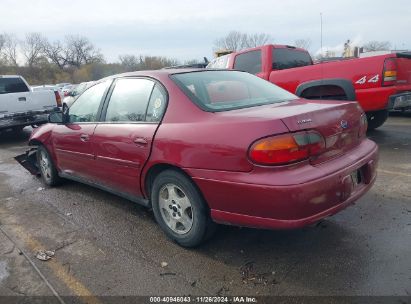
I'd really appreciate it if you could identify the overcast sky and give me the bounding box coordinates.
[1,0,410,63]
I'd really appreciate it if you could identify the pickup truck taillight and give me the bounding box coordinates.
[249,131,325,166]
[382,58,397,86]
[54,91,62,107]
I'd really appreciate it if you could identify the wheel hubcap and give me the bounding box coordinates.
[40,151,51,179]
[158,184,193,235]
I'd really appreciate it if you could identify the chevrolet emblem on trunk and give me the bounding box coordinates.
[297,119,312,124]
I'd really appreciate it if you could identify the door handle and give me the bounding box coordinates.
[134,137,148,146]
[80,134,89,142]
[18,97,27,101]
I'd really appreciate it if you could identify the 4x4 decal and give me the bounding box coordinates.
[356,74,379,84]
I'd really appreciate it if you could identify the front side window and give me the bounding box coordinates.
[272,48,312,70]
[171,70,297,112]
[233,50,262,74]
[105,78,154,122]
[69,80,111,123]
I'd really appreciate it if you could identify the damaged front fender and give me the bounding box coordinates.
[15,148,39,175]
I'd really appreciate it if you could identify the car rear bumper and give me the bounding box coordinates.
[188,139,378,230]
[388,92,411,110]
[0,108,57,130]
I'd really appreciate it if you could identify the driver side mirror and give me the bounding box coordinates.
[48,112,63,123]
[48,109,69,124]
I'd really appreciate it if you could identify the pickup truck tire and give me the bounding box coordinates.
[37,145,61,186]
[366,109,389,130]
[11,126,24,133]
[151,169,216,247]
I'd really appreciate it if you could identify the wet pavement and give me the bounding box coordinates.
[0,114,410,302]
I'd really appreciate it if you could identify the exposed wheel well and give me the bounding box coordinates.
[144,164,210,210]
[28,139,42,146]
[300,85,348,100]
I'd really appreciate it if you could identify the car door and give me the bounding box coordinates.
[91,77,167,198]
[52,80,112,180]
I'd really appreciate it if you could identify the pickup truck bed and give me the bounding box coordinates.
[0,75,59,131]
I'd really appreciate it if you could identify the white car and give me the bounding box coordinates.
[0,76,60,132]
[63,81,94,109]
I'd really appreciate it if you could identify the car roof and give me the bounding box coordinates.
[112,68,205,78]
[103,68,238,80]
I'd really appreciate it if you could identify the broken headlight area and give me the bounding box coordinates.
[15,148,39,175]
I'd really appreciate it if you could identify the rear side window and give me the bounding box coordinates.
[105,78,154,122]
[146,85,167,122]
[233,50,262,74]
[272,48,312,70]
[0,78,29,94]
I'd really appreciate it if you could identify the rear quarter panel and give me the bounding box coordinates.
[145,76,289,173]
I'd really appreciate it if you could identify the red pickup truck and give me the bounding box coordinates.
[207,45,411,129]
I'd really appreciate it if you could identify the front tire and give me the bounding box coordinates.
[37,145,61,186]
[366,109,388,130]
[151,170,215,247]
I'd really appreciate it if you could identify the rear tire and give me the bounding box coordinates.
[367,109,388,130]
[37,145,61,186]
[151,170,216,247]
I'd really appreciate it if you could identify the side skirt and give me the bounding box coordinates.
[59,172,150,208]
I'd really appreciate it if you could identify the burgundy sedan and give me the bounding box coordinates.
[23,69,378,247]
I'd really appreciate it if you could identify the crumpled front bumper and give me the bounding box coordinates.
[14,148,39,175]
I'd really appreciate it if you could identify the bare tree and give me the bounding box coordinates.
[214,31,273,52]
[139,56,179,70]
[214,31,246,51]
[22,32,46,67]
[0,34,5,64]
[294,38,312,50]
[363,40,391,52]
[42,35,104,69]
[42,39,69,69]
[65,35,104,67]
[119,54,140,71]
[245,33,273,48]
[2,33,19,66]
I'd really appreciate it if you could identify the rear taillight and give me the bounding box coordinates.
[382,58,397,86]
[54,91,62,107]
[358,114,368,138]
[249,131,325,166]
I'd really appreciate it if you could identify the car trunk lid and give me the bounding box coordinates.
[224,98,363,165]
[278,99,363,164]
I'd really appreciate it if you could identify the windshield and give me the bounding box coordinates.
[171,70,297,112]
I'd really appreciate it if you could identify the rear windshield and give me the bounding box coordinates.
[171,71,297,112]
[272,48,312,70]
[0,77,29,94]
